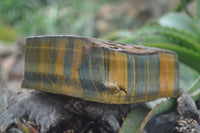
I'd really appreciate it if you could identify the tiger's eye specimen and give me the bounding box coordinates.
[21,35,179,104]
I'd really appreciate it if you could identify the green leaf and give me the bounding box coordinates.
[122,26,200,52]
[119,99,176,133]
[187,76,200,96]
[158,12,196,34]
[191,88,200,101]
[180,62,200,89]
[119,106,150,133]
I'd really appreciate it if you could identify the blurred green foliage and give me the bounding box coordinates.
[0,0,117,38]
[0,21,18,42]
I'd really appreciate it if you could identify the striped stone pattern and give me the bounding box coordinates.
[22,36,179,104]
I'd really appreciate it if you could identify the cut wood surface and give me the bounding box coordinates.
[22,35,179,104]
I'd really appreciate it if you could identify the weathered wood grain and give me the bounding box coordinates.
[21,35,179,104]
